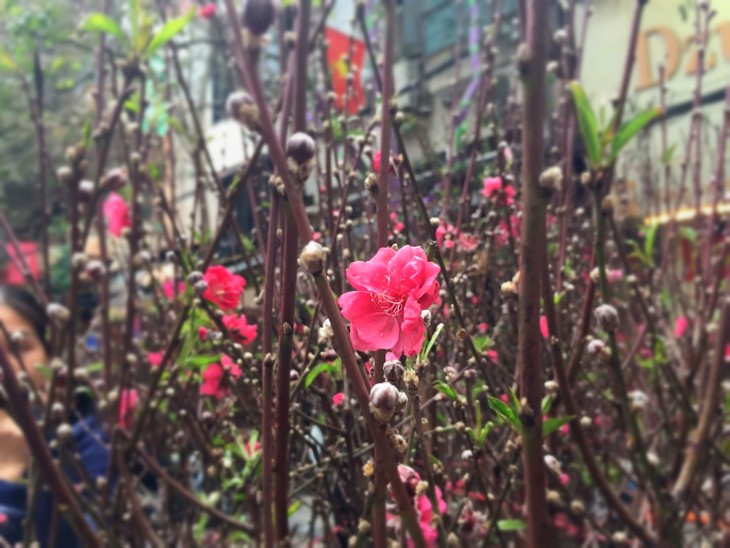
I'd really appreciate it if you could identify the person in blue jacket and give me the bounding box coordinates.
[0,285,110,546]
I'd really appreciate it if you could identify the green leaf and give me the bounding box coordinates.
[662,143,677,164]
[305,362,336,388]
[287,500,302,517]
[497,519,527,532]
[472,334,493,353]
[541,395,553,414]
[487,396,520,429]
[569,81,602,169]
[542,416,574,436]
[608,107,662,163]
[644,222,659,264]
[183,354,221,369]
[145,11,193,57]
[433,380,458,401]
[80,13,126,42]
[0,51,17,72]
[420,322,444,361]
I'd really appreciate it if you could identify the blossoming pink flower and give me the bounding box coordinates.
[390,212,405,233]
[222,314,258,345]
[674,315,689,338]
[607,269,624,283]
[481,176,515,205]
[338,246,440,356]
[540,315,549,338]
[147,351,163,368]
[198,326,210,340]
[103,192,131,237]
[162,279,185,300]
[332,392,345,406]
[200,355,241,399]
[202,265,246,310]
[435,223,457,249]
[119,389,138,430]
[495,215,521,246]
[457,232,479,252]
[198,2,216,18]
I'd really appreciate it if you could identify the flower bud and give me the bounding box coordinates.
[78,180,94,201]
[57,166,74,184]
[194,280,209,294]
[501,281,517,296]
[46,303,71,325]
[286,132,316,181]
[539,166,563,193]
[187,270,203,284]
[242,0,276,36]
[594,304,618,332]
[56,423,74,443]
[383,359,404,385]
[226,90,260,132]
[317,319,334,345]
[298,241,326,276]
[585,338,605,356]
[102,167,127,191]
[628,390,648,411]
[570,500,585,515]
[369,382,399,423]
[544,380,559,395]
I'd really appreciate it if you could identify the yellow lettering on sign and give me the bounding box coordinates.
[636,26,681,90]
[718,22,730,60]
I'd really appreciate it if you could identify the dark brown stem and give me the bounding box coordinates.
[516,2,553,546]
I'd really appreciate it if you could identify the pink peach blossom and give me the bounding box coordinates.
[674,315,689,338]
[481,176,515,205]
[202,265,246,310]
[540,315,549,338]
[222,314,258,345]
[338,246,440,356]
[147,351,163,368]
[103,192,131,237]
[332,392,345,406]
[162,279,186,300]
[119,389,138,430]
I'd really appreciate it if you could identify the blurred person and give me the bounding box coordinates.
[0,285,109,547]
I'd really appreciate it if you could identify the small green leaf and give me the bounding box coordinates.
[487,396,520,429]
[472,334,493,353]
[541,395,553,414]
[542,416,574,436]
[662,143,677,164]
[420,322,444,361]
[305,362,336,388]
[433,380,458,401]
[569,81,602,169]
[497,519,527,532]
[0,51,17,72]
[287,500,302,516]
[608,107,662,163]
[183,354,221,369]
[80,13,127,42]
[644,223,659,264]
[145,12,193,57]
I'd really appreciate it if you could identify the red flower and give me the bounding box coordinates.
[200,355,241,399]
[222,314,258,345]
[147,351,163,368]
[103,192,131,237]
[198,3,216,19]
[119,389,138,430]
[540,315,549,338]
[481,176,515,205]
[338,246,440,357]
[202,265,246,310]
[162,279,185,300]
[674,315,689,338]
[435,223,457,249]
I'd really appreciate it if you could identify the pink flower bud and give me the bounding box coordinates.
[369,382,399,423]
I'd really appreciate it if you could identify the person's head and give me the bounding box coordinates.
[0,285,49,390]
